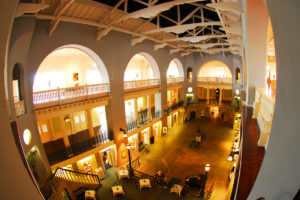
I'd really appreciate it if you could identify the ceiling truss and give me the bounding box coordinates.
[19,0,243,56]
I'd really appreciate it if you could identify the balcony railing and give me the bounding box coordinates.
[152,111,161,119]
[197,77,232,85]
[167,77,184,84]
[33,83,109,105]
[167,101,184,112]
[43,167,100,200]
[124,79,160,90]
[126,119,137,132]
[46,130,112,165]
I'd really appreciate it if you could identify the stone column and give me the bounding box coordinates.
[86,109,95,138]
[219,88,223,104]
[59,117,71,147]
[134,98,139,127]
[206,88,210,104]
[95,152,105,172]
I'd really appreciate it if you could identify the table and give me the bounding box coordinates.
[119,169,129,179]
[170,184,183,197]
[85,190,96,200]
[112,186,125,197]
[139,179,151,189]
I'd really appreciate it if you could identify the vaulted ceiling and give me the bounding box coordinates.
[17,0,243,57]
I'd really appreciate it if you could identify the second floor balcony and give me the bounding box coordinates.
[124,79,160,92]
[197,77,232,87]
[45,130,113,165]
[167,77,184,85]
[33,83,109,109]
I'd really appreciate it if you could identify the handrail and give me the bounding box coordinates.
[32,83,109,105]
[44,167,101,200]
[46,131,112,165]
[124,79,160,90]
[167,77,184,84]
[197,77,232,85]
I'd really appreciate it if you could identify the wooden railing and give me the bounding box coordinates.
[43,168,100,200]
[124,79,160,90]
[167,77,184,84]
[33,83,109,105]
[197,77,232,85]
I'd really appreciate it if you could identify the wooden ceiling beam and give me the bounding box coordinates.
[30,14,190,53]
[49,0,75,36]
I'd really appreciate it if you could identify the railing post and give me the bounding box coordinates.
[85,84,88,97]
[57,87,60,101]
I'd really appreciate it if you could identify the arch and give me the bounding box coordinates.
[187,67,193,80]
[63,44,110,84]
[197,60,232,78]
[124,52,160,81]
[167,58,184,79]
[33,44,110,92]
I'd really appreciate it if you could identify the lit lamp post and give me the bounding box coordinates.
[126,143,133,176]
[201,163,211,198]
[121,128,133,176]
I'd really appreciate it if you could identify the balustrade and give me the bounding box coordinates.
[124,79,160,90]
[197,77,232,85]
[167,77,184,84]
[33,83,109,105]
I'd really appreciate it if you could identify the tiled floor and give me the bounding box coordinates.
[97,118,236,200]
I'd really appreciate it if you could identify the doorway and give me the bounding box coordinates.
[143,128,150,145]
[190,111,196,120]
[216,88,220,102]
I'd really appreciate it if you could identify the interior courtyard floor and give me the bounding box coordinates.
[97,117,236,200]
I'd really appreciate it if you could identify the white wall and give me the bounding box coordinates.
[245,0,269,105]
[248,0,300,199]
[0,0,44,199]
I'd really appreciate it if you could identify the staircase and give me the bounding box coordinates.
[43,168,101,200]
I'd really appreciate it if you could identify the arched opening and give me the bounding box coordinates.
[187,67,193,83]
[33,45,109,105]
[190,111,196,120]
[235,68,241,84]
[12,63,26,116]
[124,52,160,90]
[166,58,184,84]
[197,60,232,81]
[266,18,277,97]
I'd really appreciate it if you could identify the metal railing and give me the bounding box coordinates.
[46,130,112,165]
[43,167,100,200]
[197,77,232,85]
[167,101,184,112]
[152,111,161,119]
[124,79,160,90]
[33,83,109,105]
[127,119,137,132]
[138,109,149,126]
[167,77,184,84]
